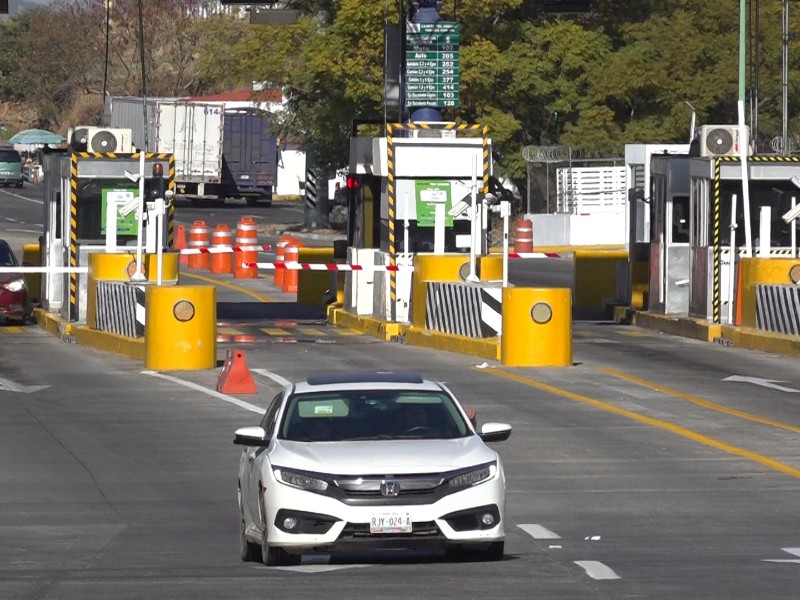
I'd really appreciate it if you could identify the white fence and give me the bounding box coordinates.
[557,166,626,214]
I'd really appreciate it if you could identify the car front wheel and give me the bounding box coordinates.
[259,494,300,566]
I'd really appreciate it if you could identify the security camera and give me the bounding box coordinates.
[782,203,800,224]
[482,192,499,205]
[118,196,141,217]
[448,198,471,217]
[123,170,140,183]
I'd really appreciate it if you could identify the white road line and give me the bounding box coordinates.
[574,560,621,580]
[518,524,561,540]
[0,189,43,204]
[142,371,265,414]
[252,368,292,387]
[763,547,800,563]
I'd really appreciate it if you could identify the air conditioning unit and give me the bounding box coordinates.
[67,126,90,152]
[698,124,750,157]
[85,127,133,153]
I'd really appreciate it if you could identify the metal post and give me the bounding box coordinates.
[782,0,789,155]
[728,194,737,325]
[131,151,147,281]
[467,155,478,282]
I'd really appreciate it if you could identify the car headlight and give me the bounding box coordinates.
[4,279,26,293]
[274,468,329,492]
[447,461,496,490]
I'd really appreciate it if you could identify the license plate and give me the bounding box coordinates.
[370,513,412,534]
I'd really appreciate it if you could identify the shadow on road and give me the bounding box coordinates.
[217,301,327,321]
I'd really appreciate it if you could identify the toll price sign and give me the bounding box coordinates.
[405,21,461,108]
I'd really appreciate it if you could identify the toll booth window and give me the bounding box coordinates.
[670,196,690,243]
[74,178,139,244]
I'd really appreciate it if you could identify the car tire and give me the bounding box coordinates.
[239,486,261,562]
[240,516,260,562]
[258,494,300,566]
[16,181,23,188]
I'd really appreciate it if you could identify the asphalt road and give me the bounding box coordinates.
[2,183,800,598]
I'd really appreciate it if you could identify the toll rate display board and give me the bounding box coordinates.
[405,21,460,109]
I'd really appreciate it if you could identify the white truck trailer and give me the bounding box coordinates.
[107,96,224,199]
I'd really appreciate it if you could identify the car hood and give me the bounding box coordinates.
[270,436,497,475]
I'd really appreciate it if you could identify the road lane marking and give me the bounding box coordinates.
[763,548,800,563]
[723,375,800,393]
[0,377,49,393]
[142,371,265,414]
[298,326,327,336]
[482,368,800,480]
[518,524,561,539]
[574,561,621,580]
[252,368,292,387]
[0,189,42,203]
[603,368,800,434]
[180,272,274,302]
[261,327,291,336]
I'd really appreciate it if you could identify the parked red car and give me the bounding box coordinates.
[0,239,31,324]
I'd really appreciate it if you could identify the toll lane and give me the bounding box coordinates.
[2,314,800,597]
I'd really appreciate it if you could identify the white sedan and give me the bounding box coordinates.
[234,372,512,566]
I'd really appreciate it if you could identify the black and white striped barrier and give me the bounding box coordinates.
[95,281,145,338]
[425,281,502,338]
[756,284,800,336]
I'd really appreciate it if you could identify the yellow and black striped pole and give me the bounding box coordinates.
[712,158,722,323]
[167,153,175,247]
[69,152,79,321]
[387,124,397,321]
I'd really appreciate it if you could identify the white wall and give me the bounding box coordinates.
[529,213,627,246]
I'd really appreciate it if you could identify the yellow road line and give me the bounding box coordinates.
[603,368,800,434]
[298,327,327,336]
[1,326,25,334]
[616,330,652,337]
[180,272,274,303]
[261,327,290,336]
[335,328,360,336]
[217,327,242,335]
[481,368,800,479]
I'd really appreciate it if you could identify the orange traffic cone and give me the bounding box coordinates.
[175,224,188,266]
[216,349,258,394]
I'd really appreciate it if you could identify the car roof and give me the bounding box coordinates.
[292,372,443,395]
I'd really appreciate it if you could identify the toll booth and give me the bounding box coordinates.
[649,155,691,314]
[688,155,800,323]
[345,123,492,322]
[623,144,690,306]
[41,151,174,322]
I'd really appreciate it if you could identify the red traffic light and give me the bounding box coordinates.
[346,175,359,190]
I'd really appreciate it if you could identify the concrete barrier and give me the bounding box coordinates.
[411,253,502,328]
[739,257,800,328]
[574,249,628,312]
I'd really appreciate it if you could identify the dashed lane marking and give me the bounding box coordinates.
[334,328,361,336]
[518,524,561,539]
[261,327,291,336]
[574,561,621,580]
[298,326,328,336]
[0,326,26,334]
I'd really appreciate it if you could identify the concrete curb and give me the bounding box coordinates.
[328,306,500,361]
[613,306,800,357]
[34,307,145,360]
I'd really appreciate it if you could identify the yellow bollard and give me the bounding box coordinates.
[144,285,216,371]
[501,287,572,367]
[296,247,334,305]
[22,243,42,304]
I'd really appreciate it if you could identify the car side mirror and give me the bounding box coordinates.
[233,426,269,446]
[479,422,512,443]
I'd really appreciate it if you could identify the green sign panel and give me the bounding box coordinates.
[415,180,452,228]
[101,187,139,236]
[405,22,461,108]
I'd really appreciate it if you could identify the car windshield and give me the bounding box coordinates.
[0,150,21,162]
[0,243,17,266]
[279,389,471,441]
